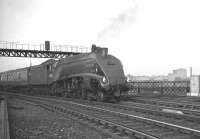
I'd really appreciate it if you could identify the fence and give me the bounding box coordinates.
[127,80,190,96]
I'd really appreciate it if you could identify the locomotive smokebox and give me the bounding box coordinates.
[45,41,50,51]
[91,44,108,56]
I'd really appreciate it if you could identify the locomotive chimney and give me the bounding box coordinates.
[91,44,97,52]
[91,44,108,56]
[101,47,108,56]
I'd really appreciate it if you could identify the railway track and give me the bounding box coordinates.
[5,91,200,130]
[128,97,200,111]
[31,95,200,129]
[141,96,200,104]
[0,96,10,139]
[63,98,200,131]
[4,91,200,129]
[119,100,200,116]
[9,93,200,139]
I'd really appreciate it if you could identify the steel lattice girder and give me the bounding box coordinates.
[0,49,80,58]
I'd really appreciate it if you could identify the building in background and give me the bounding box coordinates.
[127,75,151,81]
[127,68,188,81]
[167,68,187,81]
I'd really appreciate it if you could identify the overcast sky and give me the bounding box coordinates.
[1,0,200,76]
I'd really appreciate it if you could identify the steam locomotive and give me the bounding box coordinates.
[0,45,127,101]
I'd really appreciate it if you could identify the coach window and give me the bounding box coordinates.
[47,65,52,72]
[50,65,52,72]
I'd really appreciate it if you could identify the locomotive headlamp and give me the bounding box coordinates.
[102,77,107,83]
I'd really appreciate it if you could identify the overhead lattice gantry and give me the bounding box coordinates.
[0,41,90,58]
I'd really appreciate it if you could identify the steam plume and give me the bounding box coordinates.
[97,1,138,41]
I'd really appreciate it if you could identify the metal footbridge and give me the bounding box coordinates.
[0,41,90,58]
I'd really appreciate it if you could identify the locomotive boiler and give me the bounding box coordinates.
[0,45,127,101]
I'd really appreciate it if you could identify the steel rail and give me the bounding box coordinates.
[130,98,200,110]
[120,101,200,115]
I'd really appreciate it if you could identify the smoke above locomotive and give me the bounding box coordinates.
[0,45,127,101]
